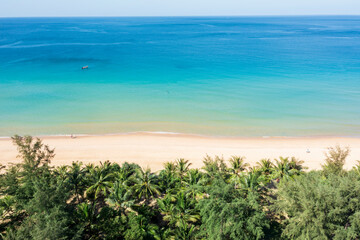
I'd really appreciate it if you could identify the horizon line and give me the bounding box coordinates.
[1,14,360,19]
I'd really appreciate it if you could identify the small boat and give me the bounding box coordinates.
[82,66,88,69]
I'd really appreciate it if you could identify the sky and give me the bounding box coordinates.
[0,0,360,17]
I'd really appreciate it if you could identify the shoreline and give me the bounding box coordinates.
[1,130,360,139]
[1,132,360,171]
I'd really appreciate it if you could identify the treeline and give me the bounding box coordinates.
[0,136,360,239]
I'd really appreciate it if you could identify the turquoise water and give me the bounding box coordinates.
[0,16,360,137]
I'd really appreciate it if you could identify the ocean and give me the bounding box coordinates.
[0,16,360,137]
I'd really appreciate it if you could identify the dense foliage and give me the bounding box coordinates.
[0,136,359,239]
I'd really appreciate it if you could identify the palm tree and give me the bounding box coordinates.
[68,161,86,203]
[164,161,176,173]
[84,163,95,175]
[98,160,114,175]
[76,202,98,237]
[289,157,306,171]
[184,169,202,200]
[113,167,131,186]
[159,161,177,190]
[256,158,274,175]
[158,191,199,230]
[106,181,134,215]
[175,159,191,184]
[239,170,265,195]
[202,155,229,182]
[86,168,113,200]
[185,169,201,186]
[174,219,196,240]
[121,162,141,176]
[157,193,176,221]
[132,167,160,203]
[272,157,301,181]
[170,192,200,228]
[229,156,249,176]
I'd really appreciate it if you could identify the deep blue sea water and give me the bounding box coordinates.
[0,16,360,137]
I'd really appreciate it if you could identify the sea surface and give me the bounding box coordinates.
[0,16,360,137]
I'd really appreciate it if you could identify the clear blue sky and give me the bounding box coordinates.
[1,0,359,17]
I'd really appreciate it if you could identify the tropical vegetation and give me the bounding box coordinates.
[0,135,359,239]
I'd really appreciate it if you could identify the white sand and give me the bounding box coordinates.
[0,133,359,171]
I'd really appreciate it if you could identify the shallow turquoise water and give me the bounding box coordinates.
[0,16,360,136]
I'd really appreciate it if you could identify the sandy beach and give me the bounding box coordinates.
[0,132,359,171]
